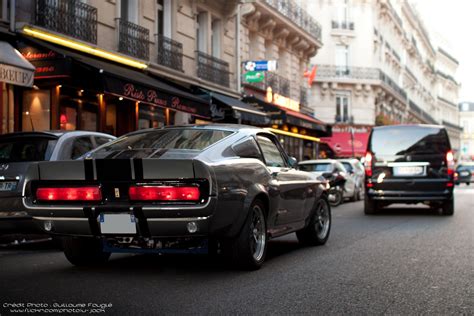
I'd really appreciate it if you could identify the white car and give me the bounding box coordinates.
[338,158,365,201]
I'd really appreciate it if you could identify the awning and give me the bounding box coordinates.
[0,41,35,87]
[242,96,330,136]
[319,131,370,157]
[208,92,269,125]
[21,38,211,119]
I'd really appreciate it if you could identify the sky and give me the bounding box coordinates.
[411,0,474,102]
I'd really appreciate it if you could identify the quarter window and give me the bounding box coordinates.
[71,136,94,159]
[257,136,286,168]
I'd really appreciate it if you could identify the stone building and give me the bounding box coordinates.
[304,0,461,157]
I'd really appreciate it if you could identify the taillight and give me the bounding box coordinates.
[446,151,455,176]
[364,152,373,177]
[36,186,102,201]
[129,186,200,201]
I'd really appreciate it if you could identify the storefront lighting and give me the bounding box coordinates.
[57,85,62,88]
[32,85,39,90]
[22,26,148,70]
[119,97,123,101]
[265,128,320,142]
[25,111,30,115]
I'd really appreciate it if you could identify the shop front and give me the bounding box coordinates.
[319,125,371,158]
[243,95,331,161]
[0,41,35,134]
[17,39,211,136]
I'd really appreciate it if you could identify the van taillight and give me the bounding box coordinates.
[36,186,102,201]
[364,152,373,177]
[129,186,200,201]
[446,151,455,176]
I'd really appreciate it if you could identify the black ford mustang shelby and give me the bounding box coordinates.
[22,125,331,269]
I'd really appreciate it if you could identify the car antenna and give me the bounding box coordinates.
[29,114,35,131]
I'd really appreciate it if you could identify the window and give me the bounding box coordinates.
[336,94,350,123]
[121,0,138,23]
[71,136,94,159]
[157,0,171,37]
[94,137,113,147]
[257,135,286,168]
[335,45,349,75]
[299,163,332,172]
[0,0,9,21]
[211,18,222,58]
[0,137,57,162]
[22,90,51,132]
[335,0,349,26]
[196,12,208,52]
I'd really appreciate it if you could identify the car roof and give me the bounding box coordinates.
[373,124,445,131]
[0,130,115,139]
[299,159,337,164]
[123,124,267,137]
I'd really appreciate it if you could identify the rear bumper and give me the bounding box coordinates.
[367,189,453,202]
[0,214,42,234]
[28,197,227,238]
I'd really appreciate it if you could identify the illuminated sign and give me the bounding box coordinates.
[265,88,300,112]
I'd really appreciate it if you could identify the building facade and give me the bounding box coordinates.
[459,102,474,161]
[0,0,327,159]
[305,0,462,158]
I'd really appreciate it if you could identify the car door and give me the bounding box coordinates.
[256,134,306,224]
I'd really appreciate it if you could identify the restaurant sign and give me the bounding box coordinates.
[0,63,34,87]
[18,43,71,79]
[104,76,211,119]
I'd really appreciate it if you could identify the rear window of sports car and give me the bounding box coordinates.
[89,129,233,157]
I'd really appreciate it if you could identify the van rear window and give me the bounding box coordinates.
[370,126,450,156]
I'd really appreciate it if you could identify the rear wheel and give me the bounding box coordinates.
[297,198,331,246]
[441,198,454,216]
[229,200,267,270]
[63,237,110,266]
[329,188,343,206]
[364,195,377,215]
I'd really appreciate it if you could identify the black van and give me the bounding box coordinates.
[364,125,454,215]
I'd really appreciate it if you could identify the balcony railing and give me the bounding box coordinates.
[267,72,290,97]
[263,0,322,42]
[314,65,380,80]
[118,19,149,60]
[331,20,354,31]
[197,51,230,87]
[335,114,353,124]
[409,100,437,124]
[379,70,407,101]
[157,34,183,71]
[35,0,97,44]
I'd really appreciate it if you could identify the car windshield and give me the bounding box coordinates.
[0,137,57,163]
[88,128,232,159]
[341,162,353,173]
[458,165,474,171]
[299,163,332,172]
[371,126,450,157]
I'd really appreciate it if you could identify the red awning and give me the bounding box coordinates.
[320,131,370,157]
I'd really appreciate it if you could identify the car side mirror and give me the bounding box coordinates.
[288,156,298,168]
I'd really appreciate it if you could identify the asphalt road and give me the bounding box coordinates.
[1,186,473,315]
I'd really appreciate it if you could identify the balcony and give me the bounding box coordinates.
[331,20,354,31]
[35,0,97,44]
[300,86,308,107]
[335,114,353,124]
[157,35,183,71]
[379,71,407,101]
[314,65,380,81]
[197,51,230,87]
[118,19,149,60]
[243,72,291,98]
[261,0,322,43]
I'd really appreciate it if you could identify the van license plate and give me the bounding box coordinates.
[0,181,17,191]
[393,166,424,176]
[460,171,469,176]
[99,214,136,234]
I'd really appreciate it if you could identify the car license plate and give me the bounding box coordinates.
[460,171,469,176]
[99,213,136,234]
[0,181,17,191]
[393,166,424,176]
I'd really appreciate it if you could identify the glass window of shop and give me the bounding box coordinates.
[58,87,98,131]
[22,89,50,131]
[138,104,166,129]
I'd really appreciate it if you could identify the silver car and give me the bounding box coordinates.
[338,158,365,202]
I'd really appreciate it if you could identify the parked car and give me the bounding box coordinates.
[0,131,115,235]
[455,163,474,185]
[20,125,331,270]
[338,158,365,201]
[364,125,454,215]
[298,159,357,204]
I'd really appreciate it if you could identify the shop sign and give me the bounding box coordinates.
[104,77,211,118]
[244,71,265,83]
[267,92,300,112]
[332,125,371,133]
[18,44,70,79]
[0,63,34,87]
[243,60,277,72]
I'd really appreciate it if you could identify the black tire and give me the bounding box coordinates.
[364,195,377,215]
[441,198,454,216]
[229,200,267,270]
[296,198,331,246]
[329,189,343,206]
[467,182,470,186]
[63,237,110,266]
